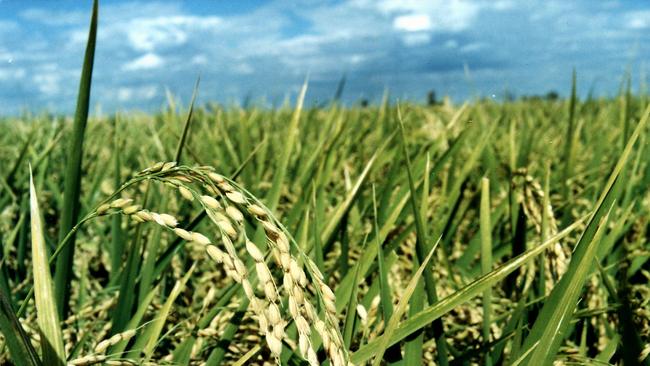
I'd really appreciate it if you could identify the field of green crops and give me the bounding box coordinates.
[1,2,650,366]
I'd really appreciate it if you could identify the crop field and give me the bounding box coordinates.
[1,2,650,366]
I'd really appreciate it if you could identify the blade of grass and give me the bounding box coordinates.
[319,138,389,248]
[131,263,196,361]
[0,289,42,366]
[266,78,307,212]
[343,237,366,348]
[398,105,448,366]
[350,215,587,364]
[205,296,250,365]
[109,287,157,356]
[174,76,200,163]
[404,155,431,365]
[371,237,440,366]
[112,183,151,334]
[371,185,401,364]
[30,168,65,366]
[519,205,613,365]
[373,185,393,322]
[110,115,124,284]
[232,345,261,366]
[138,78,199,305]
[54,0,98,317]
[480,177,493,366]
[518,103,650,365]
[560,69,577,224]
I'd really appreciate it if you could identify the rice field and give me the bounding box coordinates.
[1,2,650,366]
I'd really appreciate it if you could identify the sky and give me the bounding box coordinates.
[0,0,649,114]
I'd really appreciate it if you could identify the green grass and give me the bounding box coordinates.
[0,94,647,365]
[1,89,649,365]
[0,4,650,366]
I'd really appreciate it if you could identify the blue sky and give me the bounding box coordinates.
[0,0,649,114]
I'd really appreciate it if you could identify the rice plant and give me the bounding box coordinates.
[1,2,649,366]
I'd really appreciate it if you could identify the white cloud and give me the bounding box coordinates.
[191,54,208,65]
[116,85,159,102]
[0,68,26,80]
[1,0,645,114]
[0,20,19,32]
[122,53,164,71]
[393,14,432,32]
[445,39,459,48]
[33,73,61,96]
[376,0,480,32]
[402,33,431,46]
[349,54,366,65]
[460,42,489,53]
[20,8,86,26]
[233,63,254,75]
[123,15,222,51]
[490,1,515,11]
[625,11,650,29]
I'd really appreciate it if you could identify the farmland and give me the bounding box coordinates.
[1,2,650,366]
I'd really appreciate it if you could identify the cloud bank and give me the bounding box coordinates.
[0,0,648,114]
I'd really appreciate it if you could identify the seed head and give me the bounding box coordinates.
[299,333,310,356]
[218,181,234,192]
[356,304,368,322]
[242,280,255,299]
[134,210,153,222]
[262,220,280,240]
[280,252,291,270]
[257,312,269,331]
[69,355,107,366]
[174,228,194,241]
[200,195,221,210]
[246,241,265,262]
[264,281,278,302]
[307,348,319,366]
[266,332,283,357]
[122,205,141,215]
[191,231,211,245]
[295,315,310,335]
[324,299,337,315]
[206,245,224,263]
[273,322,285,339]
[233,258,248,278]
[292,286,305,305]
[283,272,294,291]
[159,213,178,227]
[97,203,111,215]
[267,303,282,325]
[303,301,316,321]
[321,284,336,303]
[290,260,303,283]
[247,204,267,218]
[225,206,244,222]
[161,161,177,171]
[149,161,165,172]
[110,198,133,209]
[288,296,299,318]
[217,220,238,239]
[276,232,291,253]
[208,172,225,184]
[256,262,272,284]
[178,186,194,201]
[225,191,246,204]
[171,175,192,183]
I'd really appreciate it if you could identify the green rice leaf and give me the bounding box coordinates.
[30,168,66,366]
[54,0,98,317]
